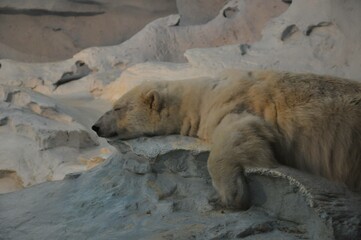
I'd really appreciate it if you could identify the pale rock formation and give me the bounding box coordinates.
[0,0,288,98]
[0,85,112,191]
[74,0,288,68]
[102,0,361,101]
[184,0,361,80]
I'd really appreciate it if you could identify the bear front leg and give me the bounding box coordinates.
[208,153,250,209]
[180,115,200,137]
[207,113,278,210]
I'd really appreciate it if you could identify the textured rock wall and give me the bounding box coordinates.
[0,0,177,62]
[176,0,227,25]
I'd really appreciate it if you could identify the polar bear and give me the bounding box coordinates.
[92,70,361,209]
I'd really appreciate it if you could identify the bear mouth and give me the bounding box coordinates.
[107,133,157,142]
[103,130,159,143]
[106,134,135,142]
[103,132,119,141]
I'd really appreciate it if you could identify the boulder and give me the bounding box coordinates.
[0,85,112,192]
[0,136,359,239]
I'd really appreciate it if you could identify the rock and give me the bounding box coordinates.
[0,85,114,191]
[74,0,288,67]
[101,62,212,102]
[0,136,359,239]
[64,172,82,180]
[246,167,361,239]
[0,85,99,150]
[99,0,361,101]
[0,0,177,62]
[119,136,210,178]
[0,0,287,98]
[0,170,23,193]
[53,61,92,89]
[184,0,361,80]
[176,0,227,26]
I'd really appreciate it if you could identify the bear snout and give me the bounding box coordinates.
[92,123,111,138]
[92,116,118,138]
[91,124,100,134]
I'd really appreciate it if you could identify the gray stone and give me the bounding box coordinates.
[1,136,359,239]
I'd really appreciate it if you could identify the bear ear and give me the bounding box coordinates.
[144,90,162,112]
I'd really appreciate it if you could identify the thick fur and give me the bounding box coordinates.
[93,70,361,209]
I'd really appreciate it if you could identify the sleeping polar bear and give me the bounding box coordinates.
[92,70,361,209]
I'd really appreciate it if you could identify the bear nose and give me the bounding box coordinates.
[92,124,100,133]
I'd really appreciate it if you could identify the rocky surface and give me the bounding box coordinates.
[0,0,177,62]
[0,85,114,192]
[0,0,361,239]
[0,0,288,98]
[176,0,227,26]
[0,136,359,239]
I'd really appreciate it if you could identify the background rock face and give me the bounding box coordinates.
[0,0,177,62]
[176,0,228,25]
[0,0,361,239]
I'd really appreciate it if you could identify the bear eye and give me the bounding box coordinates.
[114,105,129,112]
[114,104,131,112]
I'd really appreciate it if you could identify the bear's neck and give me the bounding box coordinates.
[176,79,218,141]
[166,77,257,142]
[164,80,206,139]
[176,76,255,142]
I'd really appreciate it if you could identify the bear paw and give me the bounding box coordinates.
[213,174,251,210]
